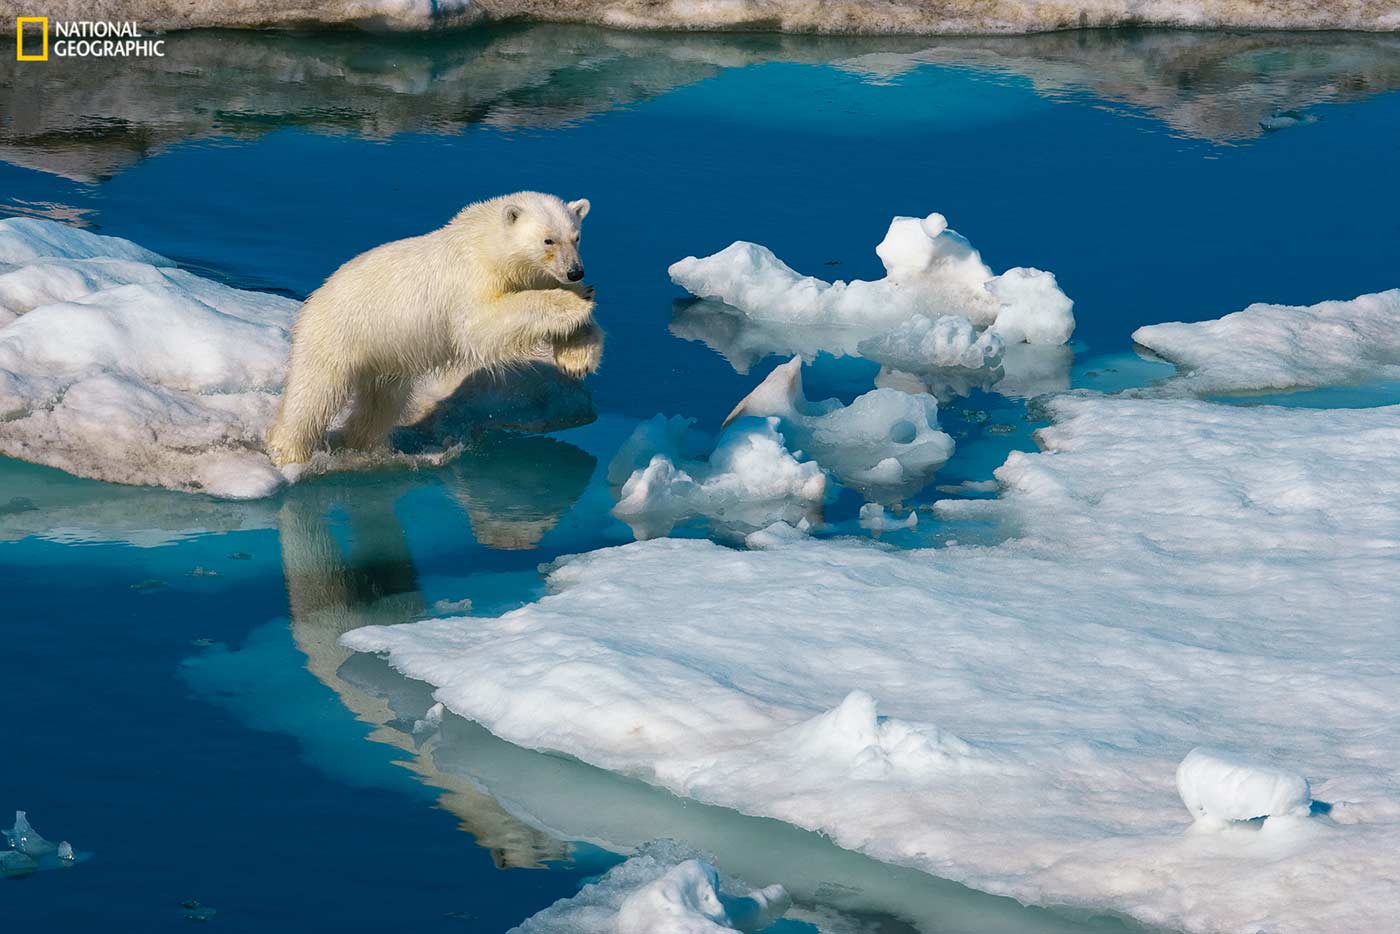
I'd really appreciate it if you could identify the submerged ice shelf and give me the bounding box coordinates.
[345,389,1400,934]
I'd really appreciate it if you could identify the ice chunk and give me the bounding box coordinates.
[725,356,954,498]
[4,810,58,857]
[1177,748,1312,826]
[1132,289,1400,395]
[346,394,1400,934]
[669,213,1073,347]
[611,414,826,540]
[511,842,789,933]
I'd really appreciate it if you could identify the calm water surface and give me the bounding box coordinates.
[2,24,1399,931]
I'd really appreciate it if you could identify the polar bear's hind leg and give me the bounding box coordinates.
[341,376,414,452]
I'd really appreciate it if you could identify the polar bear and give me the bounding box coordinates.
[267,192,602,467]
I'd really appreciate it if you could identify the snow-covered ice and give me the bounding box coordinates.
[724,356,954,499]
[609,414,826,540]
[1176,748,1312,828]
[858,503,917,532]
[670,213,1073,357]
[346,392,1400,934]
[0,219,592,497]
[510,842,789,934]
[0,218,296,498]
[1132,288,1400,395]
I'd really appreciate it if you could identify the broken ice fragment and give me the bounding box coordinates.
[5,810,58,857]
[1176,747,1311,826]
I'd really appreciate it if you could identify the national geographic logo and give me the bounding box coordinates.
[15,18,166,60]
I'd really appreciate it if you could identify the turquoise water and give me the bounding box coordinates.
[3,25,1399,931]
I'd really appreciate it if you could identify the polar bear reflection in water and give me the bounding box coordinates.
[277,431,592,868]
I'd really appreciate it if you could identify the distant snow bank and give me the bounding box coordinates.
[1133,288,1400,394]
[511,841,789,934]
[346,393,1400,934]
[30,0,1400,33]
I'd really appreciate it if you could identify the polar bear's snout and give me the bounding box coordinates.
[567,263,585,282]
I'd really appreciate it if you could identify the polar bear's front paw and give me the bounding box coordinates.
[553,324,604,379]
[562,281,596,302]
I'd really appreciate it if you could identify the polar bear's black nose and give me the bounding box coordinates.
[567,265,585,282]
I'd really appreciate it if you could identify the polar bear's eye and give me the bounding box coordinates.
[543,238,555,246]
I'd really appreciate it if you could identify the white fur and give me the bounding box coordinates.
[268,191,601,466]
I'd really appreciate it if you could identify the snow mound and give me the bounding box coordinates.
[0,219,296,498]
[346,394,1400,934]
[1132,288,1400,394]
[725,356,954,498]
[1177,748,1312,826]
[610,414,826,540]
[511,842,789,934]
[30,0,1400,33]
[669,213,1073,350]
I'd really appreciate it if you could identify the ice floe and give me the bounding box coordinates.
[0,219,592,497]
[37,0,1400,34]
[346,392,1400,933]
[670,213,1073,349]
[0,218,297,498]
[511,842,789,934]
[610,414,827,540]
[1133,288,1400,394]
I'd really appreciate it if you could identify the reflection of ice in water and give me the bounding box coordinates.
[672,304,1073,404]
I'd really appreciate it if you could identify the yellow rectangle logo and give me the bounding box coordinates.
[16,16,48,61]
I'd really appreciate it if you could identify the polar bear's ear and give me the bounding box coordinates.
[502,204,523,225]
[568,199,591,221]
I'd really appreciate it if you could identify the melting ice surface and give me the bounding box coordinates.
[5,22,1400,934]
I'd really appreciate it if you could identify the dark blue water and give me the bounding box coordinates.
[3,25,1398,931]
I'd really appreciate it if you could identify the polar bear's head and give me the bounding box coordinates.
[498,192,591,287]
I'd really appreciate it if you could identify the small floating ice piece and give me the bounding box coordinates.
[1131,288,1400,395]
[611,414,827,540]
[1176,747,1312,826]
[725,356,954,498]
[4,810,58,857]
[669,212,1073,347]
